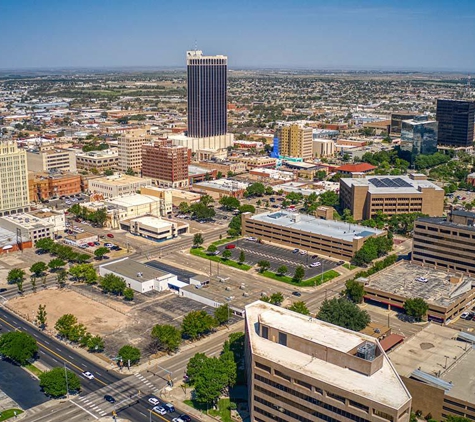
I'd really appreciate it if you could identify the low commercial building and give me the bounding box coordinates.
[29,172,82,201]
[139,186,173,216]
[242,210,385,260]
[188,165,217,184]
[360,260,475,323]
[340,174,445,220]
[246,301,412,422]
[228,155,277,169]
[335,163,377,175]
[197,160,247,175]
[192,179,249,199]
[389,324,475,421]
[0,212,57,243]
[412,210,475,276]
[249,168,295,182]
[26,148,77,173]
[99,258,178,293]
[120,215,188,242]
[312,138,335,158]
[75,149,119,172]
[169,189,201,206]
[0,227,31,254]
[63,231,97,247]
[88,174,152,199]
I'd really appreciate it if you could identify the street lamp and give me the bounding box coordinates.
[64,363,69,399]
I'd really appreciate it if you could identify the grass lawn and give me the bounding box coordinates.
[190,248,251,271]
[261,269,340,287]
[210,237,239,247]
[25,363,43,377]
[184,398,232,422]
[343,263,357,270]
[0,409,23,421]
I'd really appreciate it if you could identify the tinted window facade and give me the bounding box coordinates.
[436,99,475,147]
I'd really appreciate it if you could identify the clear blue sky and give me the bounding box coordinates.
[1,0,475,71]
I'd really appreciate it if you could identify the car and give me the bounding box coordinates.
[104,243,114,248]
[104,395,115,403]
[107,233,114,238]
[271,204,279,208]
[148,397,160,406]
[79,245,88,249]
[225,244,236,249]
[461,312,470,319]
[82,371,95,380]
[153,406,167,415]
[299,250,307,255]
[270,197,276,202]
[292,291,302,297]
[338,260,345,265]
[172,418,185,422]
[178,414,191,422]
[415,277,428,283]
[94,241,100,246]
[164,403,175,413]
[310,262,321,268]
[311,254,318,259]
[65,200,71,205]
[246,237,257,241]
[292,248,299,253]
[87,242,95,247]
[78,197,85,201]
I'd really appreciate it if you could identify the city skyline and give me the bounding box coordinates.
[2,0,475,71]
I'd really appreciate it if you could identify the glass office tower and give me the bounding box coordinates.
[401,116,438,162]
[186,50,227,138]
[436,99,475,147]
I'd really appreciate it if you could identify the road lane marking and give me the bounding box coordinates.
[70,400,99,420]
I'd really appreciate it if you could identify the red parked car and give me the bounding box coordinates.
[107,233,114,238]
[225,244,236,249]
[87,242,95,247]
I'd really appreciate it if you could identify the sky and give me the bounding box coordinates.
[1,0,475,71]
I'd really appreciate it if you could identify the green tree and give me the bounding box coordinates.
[344,279,365,304]
[125,167,136,176]
[238,204,256,214]
[287,301,310,315]
[36,304,47,329]
[199,195,214,206]
[181,310,216,340]
[104,169,114,176]
[265,186,274,195]
[190,355,230,405]
[35,237,55,252]
[68,323,88,343]
[246,182,265,197]
[214,304,230,326]
[151,324,182,353]
[228,215,242,236]
[257,260,270,273]
[222,249,232,260]
[69,264,97,284]
[55,314,78,338]
[30,261,47,277]
[100,273,126,295]
[0,331,38,365]
[276,265,288,276]
[56,269,68,288]
[93,247,109,260]
[178,202,190,214]
[39,367,81,397]
[269,292,284,306]
[123,287,134,301]
[118,345,141,366]
[30,275,37,293]
[94,207,108,227]
[403,298,429,322]
[190,202,216,220]
[17,280,24,294]
[318,190,339,207]
[7,268,25,285]
[292,265,305,283]
[238,250,245,264]
[317,298,370,331]
[445,416,471,422]
[186,352,208,383]
[206,244,217,254]
[87,335,105,352]
[193,233,204,248]
[219,196,240,211]
[48,258,66,271]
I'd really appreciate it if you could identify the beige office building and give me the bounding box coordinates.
[340,174,444,221]
[76,149,119,172]
[0,140,30,216]
[26,147,77,172]
[313,138,335,158]
[278,125,313,161]
[88,174,152,199]
[117,128,151,172]
[246,301,412,422]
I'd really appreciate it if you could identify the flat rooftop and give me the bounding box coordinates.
[417,215,475,233]
[365,261,474,308]
[100,258,171,282]
[128,216,173,229]
[194,179,250,191]
[341,175,443,194]
[105,194,159,207]
[91,175,152,186]
[246,301,411,410]
[0,214,53,230]
[249,211,384,242]
[389,324,475,403]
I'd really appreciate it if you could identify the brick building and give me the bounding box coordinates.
[28,172,82,201]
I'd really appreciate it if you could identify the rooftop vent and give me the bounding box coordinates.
[356,342,376,361]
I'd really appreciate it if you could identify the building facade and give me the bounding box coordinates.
[88,174,152,199]
[29,172,81,201]
[246,301,412,422]
[278,125,313,160]
[76,149,119,172]
[0,140,30,216]
[142,143,190,188]
[26,148,77,172]
[187,50,227,138]
[436,99,475,148]
[339,174,444,221]
[400,116,438,159]
[312,138,335,158]
[117,128,151,172]
[120,215,188,242]
[390,112,419,135]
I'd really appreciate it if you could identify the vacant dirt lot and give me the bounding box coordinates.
[7,289,128,336]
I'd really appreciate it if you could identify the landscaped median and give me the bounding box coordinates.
[190,247,252,271]
[0,409,24,422]
[261,269,340,287]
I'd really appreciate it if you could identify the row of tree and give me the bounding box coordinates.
[54,313,105,352]
[35,237,91,263]
[68,204,108,227]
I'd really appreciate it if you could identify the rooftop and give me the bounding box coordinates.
[194,179,250,191]
[389,324,475,404]
[246,301,411,410]
[336,163,377,173]
[0,213,53,230]
[248,210,384,242]
[90,174,152,186]
[341,175,443,194]
[127,215,174,229]
[100,258,172,283]
[105,194,159,207]
[364,261,474,308]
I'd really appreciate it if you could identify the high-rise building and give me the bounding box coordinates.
[142,142,190,188]
[390,111,419,135]
[187,50,227,138]
[400,116,438,160]
[245,301,412,422]
[436,99,475,148]
[26,147,77,173]
[277,125,313,160]
[117,128,151,173]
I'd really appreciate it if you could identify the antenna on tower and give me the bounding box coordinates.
[468,74,471,97]
[194,39,198,52]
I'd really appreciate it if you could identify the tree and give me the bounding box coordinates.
[186,352,208,383]
[0,331,38,365]
[30,275,37,293]
[87,335,104,352]
[288,301,310,315]
[238,250,245,264]
[222,249,232,260]
[318,190,339,207]
[55,314,78,338]
[123,287,134,301]
[69,264,97,284]
[36,304,47,329]
[30,262,47,277]
[190,355,230,405]
[178,202,190,214]
[181,310,216,340]
[276,265,288,276]
[35,237,55,252]
[193,233,204,248]
[206,244,217,254]
[118,345,141,366]
[125,167,136,176]
[39,367,81,397]
[48,258,66,272]
[199,195,214,206]
[317,298,370,331]
[269,292,284,306]
[219,196,240,211]
[265,186,274,195]
[94,207,108,227]
[246,182,265,197]
[238,204,256,214]
[344,279,365,304]
[214,304,230,326]
[56,269,68,288]
[257,260,270,273]
[104,169,114,176]
[17,280,24,294]
[445,416,471,422]
[292,265,305,283]
[68,323,88,343]
[100,273,126,295]
[94,247,109,260]
[7,268,25,285]
[404,298,429,322]
[190,202,216,220]
[151,324,182,353]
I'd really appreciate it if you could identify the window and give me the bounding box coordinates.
[278,332,287,346]
[294,379,312,390]
[327,392,346,404]
[373,409,394,421]
[255,362,271,373]
[261,326,268,339]
[274,370,291,382]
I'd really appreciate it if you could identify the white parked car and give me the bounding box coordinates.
[246,236,257,241]
[415,277,428,283]
[153,406,167,415]
[299,250,307,255]
[148,397,160,406]
[82,371,94,380]
[310,262,321,268]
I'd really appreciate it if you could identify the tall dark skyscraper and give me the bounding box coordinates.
[187,50,227,138]
[436,99,475,147]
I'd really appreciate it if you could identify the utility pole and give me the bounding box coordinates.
[64,363,69,399]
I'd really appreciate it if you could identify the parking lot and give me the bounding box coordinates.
[216,238,341,279]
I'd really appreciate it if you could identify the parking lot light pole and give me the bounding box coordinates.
[64,363,69,399]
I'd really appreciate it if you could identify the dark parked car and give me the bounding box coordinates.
[104,395,115,403]
[292,291,302,297]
